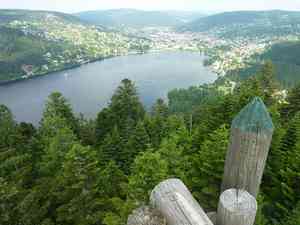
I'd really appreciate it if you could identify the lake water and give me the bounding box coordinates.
[0,52,217,124]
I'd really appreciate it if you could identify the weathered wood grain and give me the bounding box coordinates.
[217,189,257,225]
[206,212,217,225]
[150,178,214,225]
[221,97,274,197]
[127,206,166,225]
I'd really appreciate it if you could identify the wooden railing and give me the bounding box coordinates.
[127,97,274,225]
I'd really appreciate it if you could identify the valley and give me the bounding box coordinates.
[2,4,300,225]
[2,9,300,87]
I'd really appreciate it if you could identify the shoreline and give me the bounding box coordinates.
[0,49,209,86]
[0,54,126,86]
[0,50,159,86]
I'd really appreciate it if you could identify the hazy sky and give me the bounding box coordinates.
[1,0,300,13]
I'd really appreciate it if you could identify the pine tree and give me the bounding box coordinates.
[144,115,165,148]
[188,125,229,210]
[95,79,145,145]
[41,92,79,135]
[257,61,279,106]
[0,105,16,148]
[128,151,168,203]
[39,124,77,176]
[0,105,18,180]
[280,113,300,154]
[281,83,300,119]
[259,61,277,92]
[122,121,151,173]
[0,178,20,225]
[144,99,169,148]
[157,128,193,182]
[268,113,300,221]
[164,115,187,136]
[101,126,123,166]
[55,144,113,225]
[103,197,135,225]
[235,76,265,110]
[151,98,169,118]
[218,94,237,125]
[192,95,227,143]
[254,195,270,225]
[287,202,300,225]
[109,79,145,134]
[260,106,286,216]
[0,106,40,224]
[78,114,96,146]
[95,107,114,145]
[16,125,77,224]
[281,118,300,204]
[130,121,151,153]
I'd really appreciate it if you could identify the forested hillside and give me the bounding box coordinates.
[226,41,300,88]
[181,10,300,38]
[0,10,150,82]
[0,9,84,25]
[1,62,300,225]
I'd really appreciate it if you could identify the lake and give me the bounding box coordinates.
[0,52,217,124]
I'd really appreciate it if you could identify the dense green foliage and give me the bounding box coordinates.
[168,84,220,113]
[1,64,300,224]
[227,41,300,87]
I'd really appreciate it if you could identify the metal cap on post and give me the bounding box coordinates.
[221,97,274,197]
[217,189,257,225]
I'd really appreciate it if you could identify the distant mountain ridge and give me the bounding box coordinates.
[75,9,205,27]
[0,9,85,26]
[0,9,149,82]
[180,10,300,37]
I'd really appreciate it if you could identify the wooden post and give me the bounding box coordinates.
[150,178,214,225]
[221,97,274,197]
[217,189,257,225]
[207,212,217,225]
[127,206,166,225]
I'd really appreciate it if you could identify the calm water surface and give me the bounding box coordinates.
[0,52,217,124]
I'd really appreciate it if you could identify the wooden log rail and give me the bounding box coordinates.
[150,179,214,225]
[127,206,166,225]
[127,97,273,225]
[217,189,257,225]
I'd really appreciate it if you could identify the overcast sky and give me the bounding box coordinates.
[1,0,300,13]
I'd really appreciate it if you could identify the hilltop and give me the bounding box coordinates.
[0,9,150,82]
[75,9,205,28]
[0,9,84,26]
[181,10,300,38]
